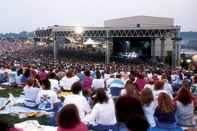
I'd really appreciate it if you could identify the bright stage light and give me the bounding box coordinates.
[75,26,84,34]
[186,59,191,63]
[192,55,197,62]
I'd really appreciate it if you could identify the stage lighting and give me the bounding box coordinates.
[186,59,191,63]
[75,26,83,34]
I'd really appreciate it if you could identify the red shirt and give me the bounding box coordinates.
[136,79,145,91]
[57,122,88,131]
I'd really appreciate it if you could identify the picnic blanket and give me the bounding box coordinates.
[15,120,57,131]
[0,97,52,118]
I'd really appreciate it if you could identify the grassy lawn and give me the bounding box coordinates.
[0,86,23,97]
[0,86,49,125]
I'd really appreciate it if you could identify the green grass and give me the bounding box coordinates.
[0,87,23,97]
[0,86,49,125]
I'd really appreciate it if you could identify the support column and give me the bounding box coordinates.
[176,38,181,66]
[172,38,177,68]
[53,32,57,65]
[151,38,156,60]
[160,37,165,63]
[105,30,110,64]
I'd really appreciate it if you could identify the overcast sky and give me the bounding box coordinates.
[0,0,197,33]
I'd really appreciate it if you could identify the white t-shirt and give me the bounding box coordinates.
[59,75,79,90]
[105,78,114,88]
[36,90,60,111]
[84,99,116,125]
[23,86,40,107]
[64,94,91,121]
[49,79,59,91]
[143,102,156,127]
[163,82,174,95]
[92,79,105,90]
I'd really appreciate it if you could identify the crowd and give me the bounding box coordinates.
[0,42,197,131]
[0,61,197,131]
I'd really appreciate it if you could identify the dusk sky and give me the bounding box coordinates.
[0,0,197,33]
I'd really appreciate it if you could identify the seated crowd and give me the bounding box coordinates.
[0,63,197,131]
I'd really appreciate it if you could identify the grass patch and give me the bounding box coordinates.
[0,87,23,97]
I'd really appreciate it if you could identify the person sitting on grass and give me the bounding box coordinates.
[57,104,88,131]
[175,87,196,127]
[23,78,40,108]
[115,95,149,131]
[36,79,60,111]
[141,88,156,128]
[153,93,182,130]
[84,88,116,131]
[64,82,91,121]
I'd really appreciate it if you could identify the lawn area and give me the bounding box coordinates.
[0,86,23,97]
[0,86,49,125]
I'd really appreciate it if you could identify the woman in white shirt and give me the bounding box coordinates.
[91,71,105,91]
[85,88,116,131]
[141,88,156,127]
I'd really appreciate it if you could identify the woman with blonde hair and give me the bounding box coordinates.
[154,93,181,130]
[121,80,141,100]
[141,88,156,127]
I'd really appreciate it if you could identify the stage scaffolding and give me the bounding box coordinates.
[35,26,181,68]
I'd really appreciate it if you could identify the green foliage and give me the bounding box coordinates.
[0,87,23,97]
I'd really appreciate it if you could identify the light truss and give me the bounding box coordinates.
[35,26,180,39]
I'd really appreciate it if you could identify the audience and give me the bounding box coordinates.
[0,43,197,131]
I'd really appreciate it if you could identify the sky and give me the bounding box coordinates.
[0,0,197,33]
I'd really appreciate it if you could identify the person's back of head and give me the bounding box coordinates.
[57,104,80,129]
[26,78,34,87]
[95,70,101,79]
[154,80,164,90]
[176,87,192,106]
[126,114,149,131]
[158,92,174,113]
[115,96,146,123]
[141,88,154,106]
[41,79,51,90]
[95,88,108,104]
[71,82,82,94]
[0,118,14,131]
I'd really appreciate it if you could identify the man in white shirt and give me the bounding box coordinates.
[23,79,40,107]
[59,71,79,91]
[64,82,91,121]
[36,80,60,111]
